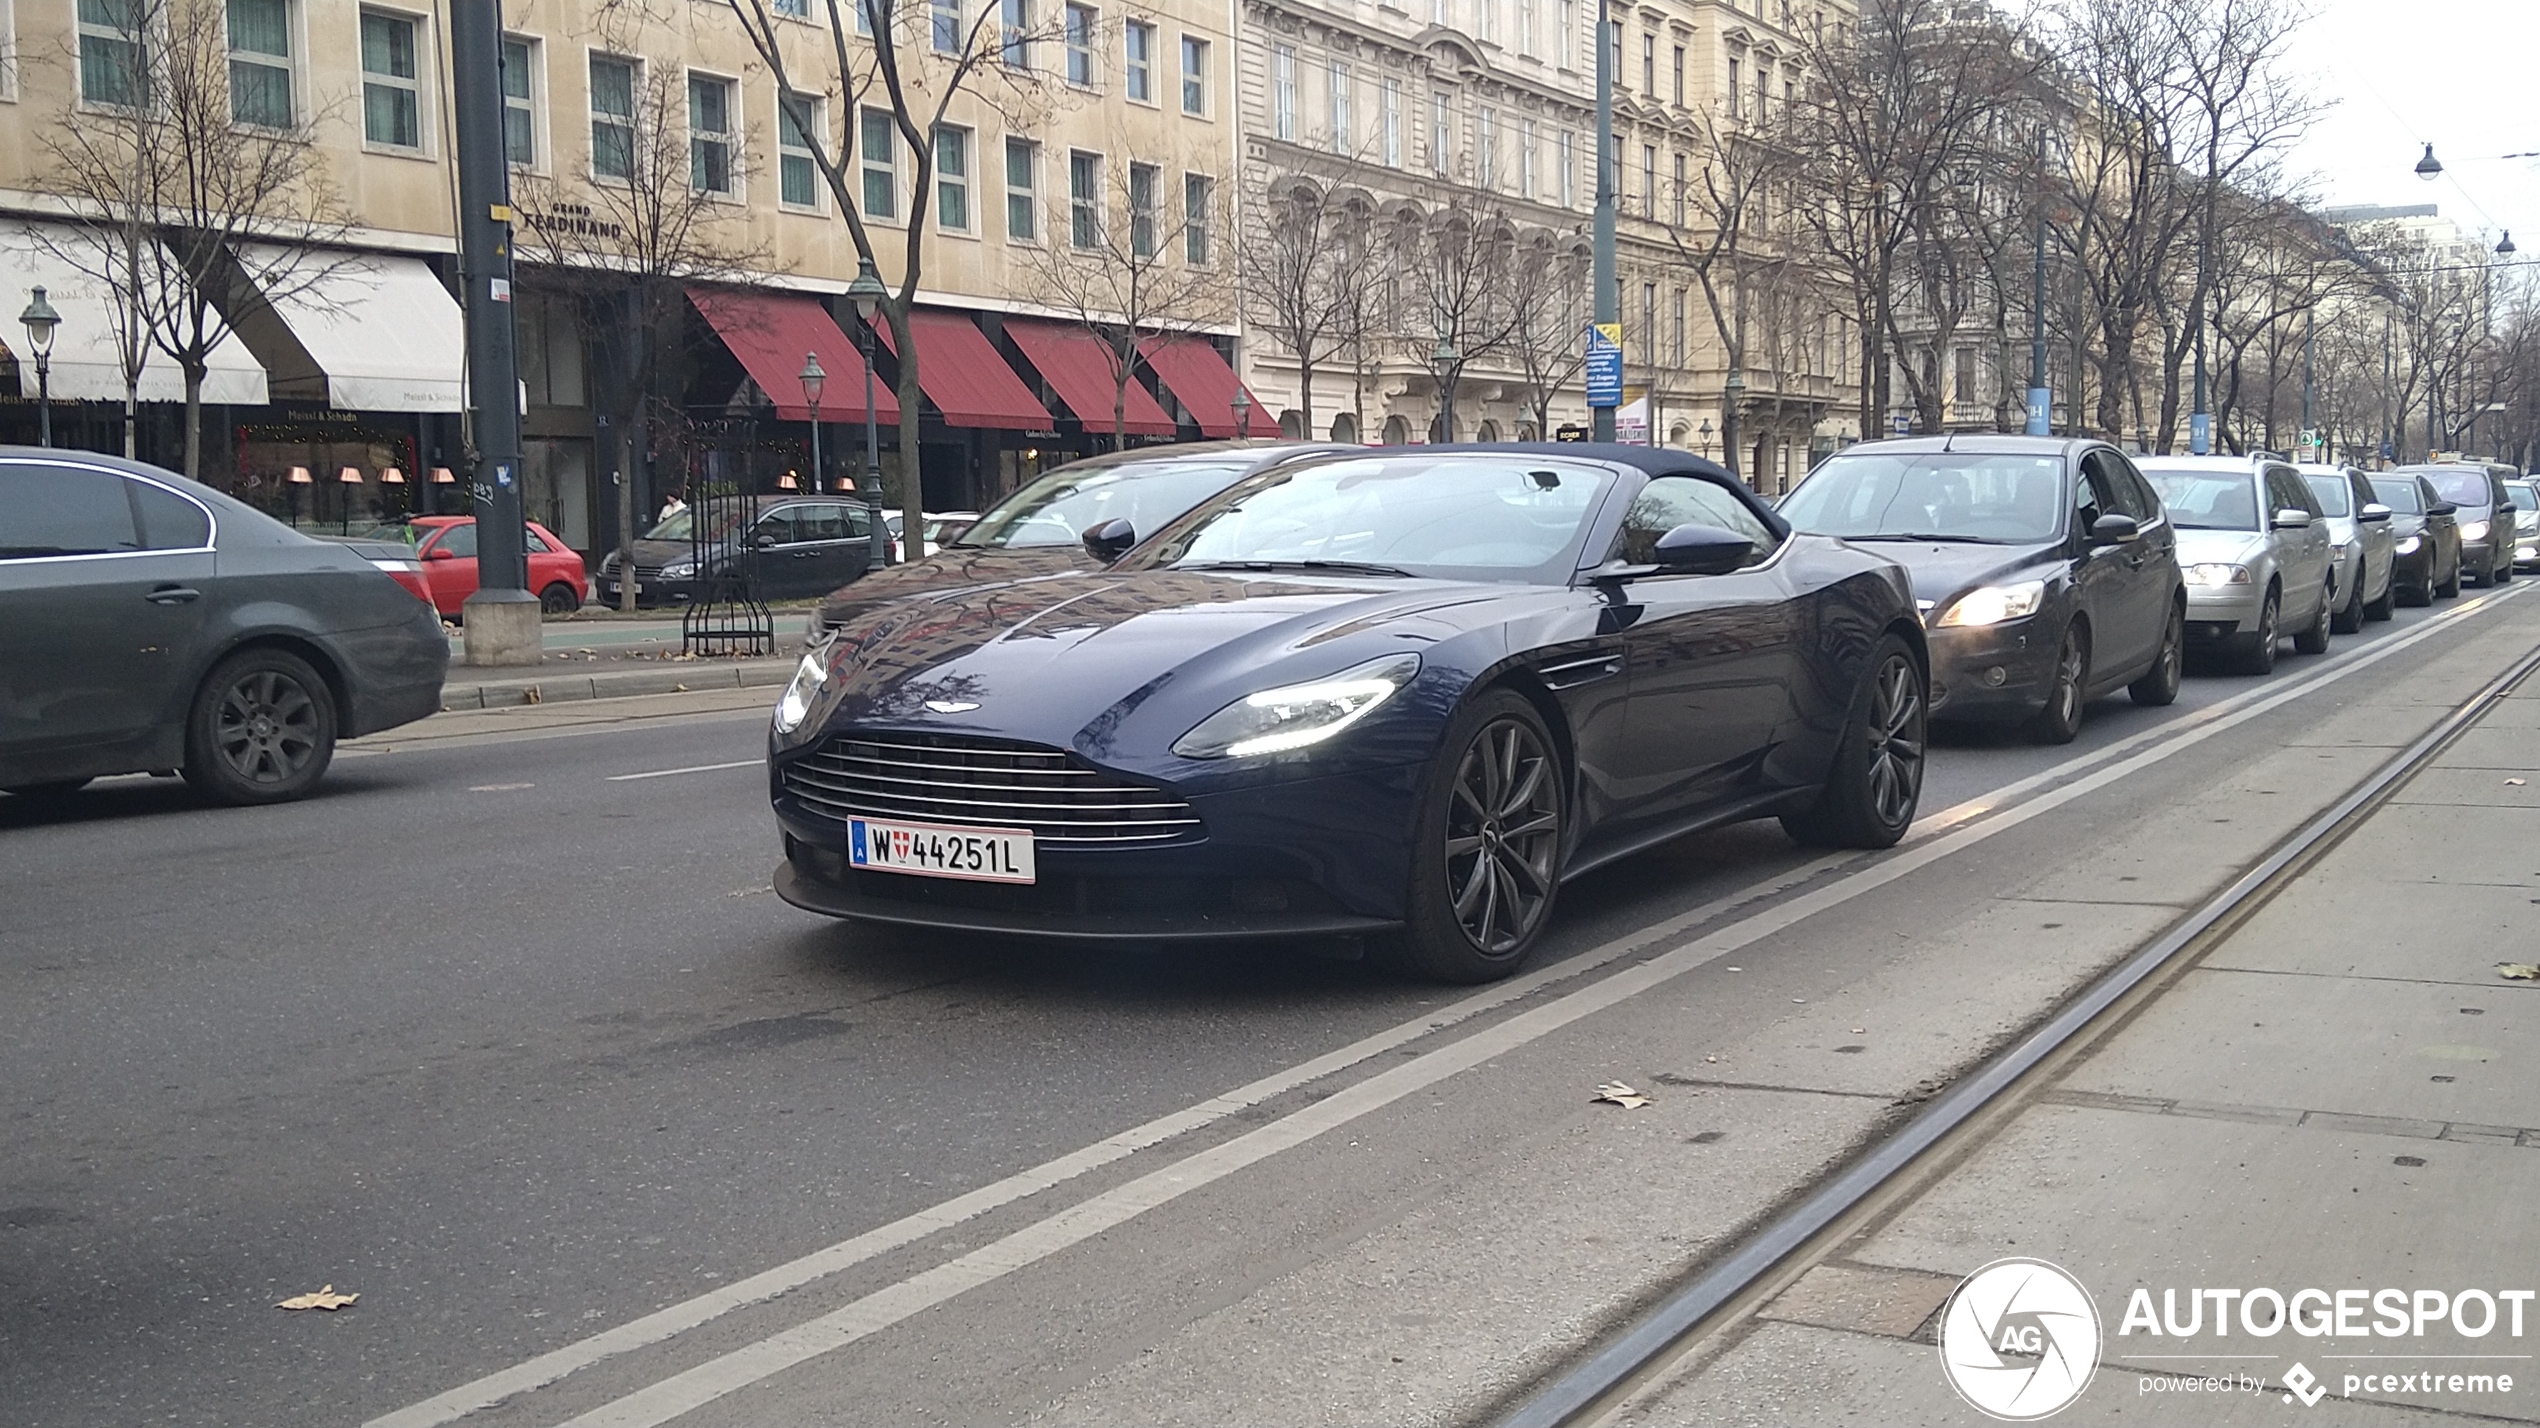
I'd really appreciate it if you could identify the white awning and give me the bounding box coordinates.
[0,219,269,405]
[234,244,467,412]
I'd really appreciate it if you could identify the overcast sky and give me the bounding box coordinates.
[2284,0,2540,244]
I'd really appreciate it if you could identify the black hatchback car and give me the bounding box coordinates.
[600,496,883,606]
[1777,436,2185,742]
[0,449,448,805]
[2395,463,2517,587]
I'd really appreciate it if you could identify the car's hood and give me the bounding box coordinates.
[2173,529,2268,565]
[801,568,1517,758]
[818,545,1094,625]
[1836,538,2064,612]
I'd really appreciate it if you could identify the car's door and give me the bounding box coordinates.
[419,521,480,614]
[2077,450,2162,676]
[745,506,805,596]
[2266,466,2331,615]
[1607,475,1804,824]
[2420,478,2462,582]
[2350,470,2394,595]
[0,460,216,769]
[791,502,867,595]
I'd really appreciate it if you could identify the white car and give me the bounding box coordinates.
[2297,463,2399,631]
[2139,455,2336,675]
[883,511,979,564]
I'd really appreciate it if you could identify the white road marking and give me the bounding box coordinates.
[369,588,2525,1428]
[607,759,763,782]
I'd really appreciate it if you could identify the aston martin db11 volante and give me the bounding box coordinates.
[767,445,1927,982]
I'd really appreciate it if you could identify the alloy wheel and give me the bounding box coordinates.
[1443,718,1562,956]
[214,669,323,786]
[1865,653,1926,828]
[2049,633,2085,727]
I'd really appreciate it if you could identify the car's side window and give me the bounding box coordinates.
[754,509,801,546]
[2348,472,2376,514]
[794,504,849,543]
[1615,475,1778,568]
[523,529,552,554]
[844,504,875,539]
[0,462,143,559]
[2112,456,2164,523]
[2081,452,2145,521]
[129,479,213,550]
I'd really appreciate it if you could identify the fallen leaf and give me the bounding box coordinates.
[1593,1081,1654,1109]
[277,1285,358,1311]
[2498,963,2540,981]
[673,683,689,692]
[523,687,542,705]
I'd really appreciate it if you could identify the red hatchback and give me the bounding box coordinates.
[391,516,589,617]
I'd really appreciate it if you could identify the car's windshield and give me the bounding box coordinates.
[2302,475,2352,517]
[2143,470,2261,531]
[2369,478,2424,514]
[2507,481,2538,512]
[641,507,749,543]
[2424,470,2493,506]
[1777,452,2066,543]
[1129,455,1614,583]
[361,522,421,545]
[953,460,1251,549]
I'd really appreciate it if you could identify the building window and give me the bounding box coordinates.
[1672,44,1685,105]
[1728,55,1741,118]
[937,125,971,230]
[79,0,146,108]
[1518,117,1536,200]
[1672,289,1686,366]
[1519,0,1536,55]
[1478,106,1496,189]
[1558,129,1574,207]
[229,0,294,127]
[689,73,735,195]
[779,94,821,207]
[1641,143,1655,218]
[932,0,959,53]
[856,0,874,35]
[1128,161,1157,257]
[1430,90,1449,175]
[1064,3,1095,87]
[1001,0,1029,67]
[861,107,898,220]
[1005,136,1038,240]
[1184,173,1212,263]
[500,37,537,165]
[1180,35,1207,114]
[1478,0,1495,43]
[1124,20,1153,101]
[1756,60,1770,123]
[1381,78,1402,167]
[359,10,422,149]
[1641,283,1656,360]
[1069,151,1101,248]
[1558,0,1574,67]
[1327,60,1351,153]
[1954,346,1977,404]
[1672,151,1685,226]
[589,55,635,180]
[1271,45,1296,141]
[1640,32,1654,94]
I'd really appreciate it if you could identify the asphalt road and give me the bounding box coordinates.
[3,588,2532,1428]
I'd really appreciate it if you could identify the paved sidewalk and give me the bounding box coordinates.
[1615,670,2540,1424]
[436,653,796,710]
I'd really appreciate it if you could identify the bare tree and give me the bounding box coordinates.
[34,0,353,474]
[1391,206,1528,440]
[1502,231,1592,440]
[1014,155,1234,441]
[1237,176,1374,441]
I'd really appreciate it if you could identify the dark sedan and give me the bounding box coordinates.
[811,441,1349,637]
[2397,463,2515,586]
[1777,436,2184,742]
[599,495,882,606]
[0,449,447,805]
[768,445,1926,983]
[2368,473,2462,605]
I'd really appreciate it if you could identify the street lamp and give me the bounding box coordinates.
[799,351,827,503]
[845,257,890,570]
[1432,338,1459,442]
[1230,387,1252,439]
[2416,143,2445,182]
[1698,417,1713,456]
[2499,231,2519,256]
[19,286,59,448]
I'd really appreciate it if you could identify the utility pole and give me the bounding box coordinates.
[2026,131,2051,437]
[2300,308,2315,456]
[453,0,538,665]
[1590,0,1617,443]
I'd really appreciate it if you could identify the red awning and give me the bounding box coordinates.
[1005,320,1179,438]
[687,287,896,422]
[869,309,1053,430]
[1140,336,1265,439]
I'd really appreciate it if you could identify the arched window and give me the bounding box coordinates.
[1476,419,1502,442]
[1278,409,1305,438]
[1331,412,1360,443]
[1381,414,1411,444]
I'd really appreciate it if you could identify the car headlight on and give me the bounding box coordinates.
[2460,520,2490,542]
[1173,653,1422,759]
[773,650,829,735]
[2183,563,2254,587]
[1932,580,2046,629]
[2396,536,2422,554]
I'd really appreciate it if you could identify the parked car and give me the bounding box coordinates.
[2366,472,2463,605]
[0,448,447,805]
[770,445,1926,983]
[368,515,589,617]
[600,496,881,606]
[882,510,981,564]
[2297,463,2399,631]
[812,443,1350,637]
[2138,455,2335,674]
[2506,478,2540,570]
[1777,435,2184,743]
[2395,463,2516,586]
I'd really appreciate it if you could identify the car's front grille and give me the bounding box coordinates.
[781,733,1203,846]
[598,554,665,580]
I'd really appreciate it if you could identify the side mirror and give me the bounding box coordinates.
[2088,512,2141,546]
[1651,522,1758,575]
[2432,501,2459,517]
[753,532,780,549]
[422,545,455,561]
[2270,508,2315,531]
[1082,517,1137,563]
[2359,503,2393,523]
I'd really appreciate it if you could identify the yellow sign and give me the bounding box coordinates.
[1594,323,1622,346]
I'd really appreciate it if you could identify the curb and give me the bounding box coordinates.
[439,659,796,711]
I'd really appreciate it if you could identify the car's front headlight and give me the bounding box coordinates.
[773,651,829,735]
[2396,536,2422,554]
[2184,563,2254,587]
[1173,653,1422,759]
[2460,520,2491,542]
[659,558,697,580]
[1932,580,2045,629]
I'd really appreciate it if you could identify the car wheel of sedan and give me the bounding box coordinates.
[2235,589,2281,675]
[2024,622,2090,744]
[2496,556,2514,584]
[2293,581,2333,655]
[2130,603,2184,707]
[1783,635,1926,850]
[2330,571,2364,634]
[2438,560,2462,599]
[1398,691,1566,983]
[2366,570,2398,621]
[181,648,338,806]
[539,582,582,615]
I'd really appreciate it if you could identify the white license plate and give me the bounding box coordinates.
[848,817,1036,884]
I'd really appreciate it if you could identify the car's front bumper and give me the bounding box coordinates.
[1924,620,2057,721]
[2515,529,2539,569]
[2183,586,2266,641]
[596,576,710,607]
[2463,537,2500,575]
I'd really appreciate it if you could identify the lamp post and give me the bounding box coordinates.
[19,286,58,448]
[846,258,890,570]
[1722,367,1746,485]
[799,351,827,502]
[1433,338,1459,442]
[1230,387,1252,439]
[1589,0,1618,443]
[1698,417,1713,457]
[2027,127,2053,436]
[2416,144,2445,182]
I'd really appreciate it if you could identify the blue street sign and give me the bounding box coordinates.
[1585,323,1623,408]
[2190,412,2212,455]
[2025,388,2051,436]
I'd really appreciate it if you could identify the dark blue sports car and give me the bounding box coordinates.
[768,445,1926,981]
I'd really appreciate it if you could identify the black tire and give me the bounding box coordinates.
[1398,690,1566,983]
[2293,581,2333,655]
[2234,589,2281,675]
[539,582,582,615]
[2495,554,2513,584]
[2365,567,2397,622]
[2330,568,2364,634]
[2130,601,2184,707]
[1782,635,1926,850]
[2023,621,2089,744]
[2399,564,2433,607]
[3,779,91,802]
[2438,558,2462,600]
[180,648,337,806]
